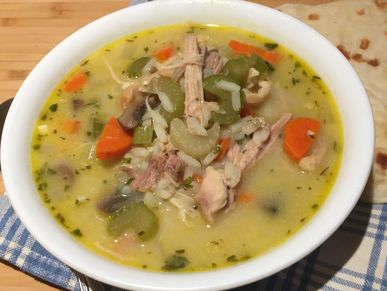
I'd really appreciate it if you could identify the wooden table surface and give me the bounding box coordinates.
[0,0,333,290]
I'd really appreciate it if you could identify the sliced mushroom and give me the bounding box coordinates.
[97,195,132,214]
[118,93,158,130]
[72,98,85,111]
[54,163,74,182]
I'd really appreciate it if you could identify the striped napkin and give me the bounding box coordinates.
[1,194,386,290]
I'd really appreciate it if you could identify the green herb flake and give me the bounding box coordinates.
[144,47,149,53]
[33,144,41,150]
[64,185,70,192]
[312,204,319,210]
[293,61,301,71]
[162,255,189,271]
[264,43,278,50]
[175,249,185,254]
[292,77,300,85]
[180,177,193,190]
[333,141,339,153]
[49,104,58,112]
[211,262,217,268]
[80,59,89,66]
[312,75,321,81]
[320,166,329,176]
[43,193,51,203]
[56,213,65,224]
[226,255,238,262]
[125,177,135,185]
[107,94,114,100]
[38,182,47,191]
[71,229,83,237]
[40,113,47,121]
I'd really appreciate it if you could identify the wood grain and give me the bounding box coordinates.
[0,0,332,290]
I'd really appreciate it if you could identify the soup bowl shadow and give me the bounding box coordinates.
[0,0,374,290]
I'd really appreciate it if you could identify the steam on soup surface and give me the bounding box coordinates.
[31,23,342,271]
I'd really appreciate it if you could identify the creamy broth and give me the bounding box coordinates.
[31,24,342,271]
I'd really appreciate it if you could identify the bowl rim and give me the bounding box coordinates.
[1,0,374,290]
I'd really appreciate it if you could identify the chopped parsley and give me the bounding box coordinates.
[125,177,135,185]
[71,229,83,237]
[162,255,189,271]
[226,255,238,262]
[180,177,193,190]
[320,166,329,176]
[122,157,132,164]
[56,213,65,224]
[49,103,58,112]
[264,43,278,50]
[80,59,89,66]
[292,77,300,85]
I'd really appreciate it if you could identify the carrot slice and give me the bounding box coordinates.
[283,117,321,161]
[216,138,231,161]
[64,119,80,134]
[154,44,174,62]
[228,40,281,64]
[238,193,255,204]
[64,72,88,92]
[240,103,256,118]
[96,118,133,160]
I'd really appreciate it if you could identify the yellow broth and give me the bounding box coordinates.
[31,24,343,271]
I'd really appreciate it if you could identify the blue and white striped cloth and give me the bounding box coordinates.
[1,195,386,290]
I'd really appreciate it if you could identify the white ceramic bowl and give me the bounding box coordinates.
[1,0,374,290]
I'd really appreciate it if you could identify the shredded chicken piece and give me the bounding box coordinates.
[184,35,205,122]
[183,35,217,127]
[119,85,139,109]
[195,166,228,222]
[204,49,225,74]
[299,139,327,171]
[228,113,292,172]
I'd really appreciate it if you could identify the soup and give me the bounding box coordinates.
[31,23,342,272]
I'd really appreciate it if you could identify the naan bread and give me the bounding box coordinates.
[277,0,387,203]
